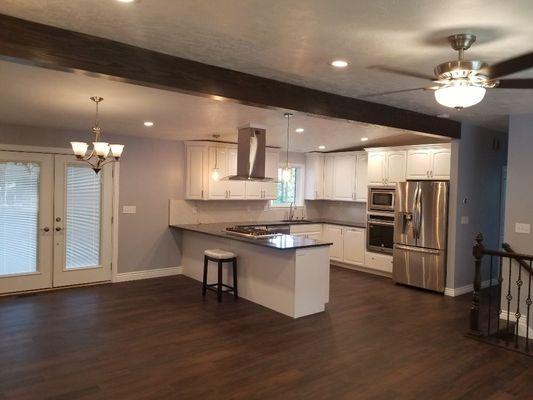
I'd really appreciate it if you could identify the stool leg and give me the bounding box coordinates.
[232,258,238,300]
[202,256,208,296]
[217,260,223,302]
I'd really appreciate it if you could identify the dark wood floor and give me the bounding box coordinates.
[1,267,532,400]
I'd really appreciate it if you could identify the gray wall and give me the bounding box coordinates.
[0,123,184,273]
[504,115,533,253]
[447,123,508,289]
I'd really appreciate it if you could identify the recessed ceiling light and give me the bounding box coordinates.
[318,145,326,150]
[330,60,348,68]
[361,137,368,142]
[295,128,304,133]
[117,0,136,3]
[144,121,154,127]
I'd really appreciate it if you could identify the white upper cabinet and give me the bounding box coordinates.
[185,142,279,200]
[332,154,356,201]
[304,153,325,200]
[406,145,451,180]
[367,151,387,186]
[430,147,451,180]
[386,151,407,185]
[355,153,368,202]
[323,155,335,199]
[186,145,207,199]
[367,150,406,186]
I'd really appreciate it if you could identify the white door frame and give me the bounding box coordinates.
[0,144,120,288]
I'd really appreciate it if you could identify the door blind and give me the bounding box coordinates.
[0,162,40,276]
[65,165,101,269]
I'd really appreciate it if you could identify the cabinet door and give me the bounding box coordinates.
[208,147,230,199]
[333,154,356,201]
[265,150,279,179]
[406,149,432,180]
[323,225,343,261]
[245,182,262,199]
[227,149,245,199]
[367,152,386,186]
[355,154,368,202]
[307,232,322,241]
[305,154,324,200]
[431,147,451,180]
[343,228,365,266]
[186,145,207,199]
[323,155,335,199]
[386,151,407,185]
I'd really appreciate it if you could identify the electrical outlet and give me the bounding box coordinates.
[122,205,136,214]
[515,223,531,234]
[460,216,469,225]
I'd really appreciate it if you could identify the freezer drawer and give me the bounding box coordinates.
[392,244,446,293]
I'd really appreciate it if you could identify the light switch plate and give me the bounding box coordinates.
[515,223,531,234]
[460,216,469,225]
[122,205,137,214]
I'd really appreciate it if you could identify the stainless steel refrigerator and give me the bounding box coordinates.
[393,181,449,293]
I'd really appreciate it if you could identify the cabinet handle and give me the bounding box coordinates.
[201,189,204,198]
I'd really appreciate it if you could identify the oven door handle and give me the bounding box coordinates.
[368,221,395,226]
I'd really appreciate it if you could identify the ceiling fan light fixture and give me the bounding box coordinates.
[434,83,486,109]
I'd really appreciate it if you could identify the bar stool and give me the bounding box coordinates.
[202,249,238,302]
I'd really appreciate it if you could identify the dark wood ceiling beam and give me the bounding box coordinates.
[0,14,461,138]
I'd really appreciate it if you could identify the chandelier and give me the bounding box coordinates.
[70,96,124,173]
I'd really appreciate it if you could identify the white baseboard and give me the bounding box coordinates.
[114,266,183,283]
[500,309,533,339]
[444,278,498,297]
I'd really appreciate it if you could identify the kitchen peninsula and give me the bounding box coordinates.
[172,222,332,318]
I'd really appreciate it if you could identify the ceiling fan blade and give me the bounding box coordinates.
[482,52,533,79]
[360,87,436,98]
[496,79,533,89]
[368,66,436,81]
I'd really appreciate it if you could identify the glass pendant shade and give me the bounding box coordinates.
[281,166,291,183]
[93,142,110,158]
[434,84,486,109]
[211,167,221,181]
[71,142,89,157]
[110,144,125,158]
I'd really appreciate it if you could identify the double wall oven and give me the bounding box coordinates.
[367,187,396,254]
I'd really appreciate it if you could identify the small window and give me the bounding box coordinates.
[271,167,300,207]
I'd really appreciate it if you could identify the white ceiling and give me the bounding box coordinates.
[2,0,533,131]
[0,60,443,152]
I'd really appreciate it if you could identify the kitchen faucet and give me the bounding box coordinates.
[288,201,295,221]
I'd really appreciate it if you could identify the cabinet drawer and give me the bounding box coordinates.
[365,251,393,273]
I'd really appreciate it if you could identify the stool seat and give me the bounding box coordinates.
[204,248,236,259]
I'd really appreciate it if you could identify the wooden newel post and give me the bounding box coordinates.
[470,232,485,336]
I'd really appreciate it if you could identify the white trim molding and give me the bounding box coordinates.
[114,266,183,283]
[444,278,499,297]
[500,309,533,339]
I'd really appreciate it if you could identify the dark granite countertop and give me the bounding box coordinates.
[170,222,333,250]
[210,219,367,229]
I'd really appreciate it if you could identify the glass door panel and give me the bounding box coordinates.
[0,151,53,294]
[53,156,113,287]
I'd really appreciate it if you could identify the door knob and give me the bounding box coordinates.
[43,227,50,232]
[56,217,62,222]
[55,227,62,232]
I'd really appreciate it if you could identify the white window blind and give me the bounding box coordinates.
[0,162,40,276]
[65,165,101,269]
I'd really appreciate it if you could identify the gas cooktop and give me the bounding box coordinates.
[225,225,284,239]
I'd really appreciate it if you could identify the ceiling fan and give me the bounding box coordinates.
[366,33,533,109]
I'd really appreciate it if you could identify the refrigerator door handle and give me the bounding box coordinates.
[395,244,440,255]
[413,184,421,240]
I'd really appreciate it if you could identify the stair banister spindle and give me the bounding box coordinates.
[470,233,484,337]
[516,261,523,348]
[505,257,513,346]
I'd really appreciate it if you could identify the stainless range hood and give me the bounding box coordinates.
[225,124,273,181]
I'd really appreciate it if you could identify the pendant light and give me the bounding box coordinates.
[282,112,293,183]
[211,134,221,181]
[70,97,124,173]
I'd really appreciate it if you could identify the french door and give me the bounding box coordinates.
[0,151,113,294]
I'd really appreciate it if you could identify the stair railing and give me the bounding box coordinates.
[469,233,532,356]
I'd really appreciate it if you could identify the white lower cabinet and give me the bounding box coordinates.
[364,251,393,273]
[322,225,343,261]
[342,227,365,266]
